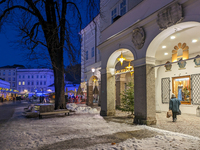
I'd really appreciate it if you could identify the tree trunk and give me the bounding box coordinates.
[53,48,66,109]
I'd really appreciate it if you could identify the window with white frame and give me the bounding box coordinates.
[111,7,117,23]
[86,51,88,60]
[91,47,94,57]
[120,0,126,16]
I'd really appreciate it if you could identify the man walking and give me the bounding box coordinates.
[169,93,181,122]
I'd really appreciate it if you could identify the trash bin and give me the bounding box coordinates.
[197,106,200,117]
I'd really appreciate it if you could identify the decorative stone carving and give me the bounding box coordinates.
[157,2,183,30]
[132,27,145,50]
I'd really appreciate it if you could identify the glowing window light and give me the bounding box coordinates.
[164,53,168,55]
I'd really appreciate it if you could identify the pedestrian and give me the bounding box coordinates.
[169,93,181,122]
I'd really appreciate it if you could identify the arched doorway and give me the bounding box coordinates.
[100,48,134,116]
[87,75,99,106]
[146,21,200,114]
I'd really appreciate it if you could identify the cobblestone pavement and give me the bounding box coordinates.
[150,112,200,138]
[105,110,200,138]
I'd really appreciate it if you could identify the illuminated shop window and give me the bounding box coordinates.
[172,76,191,104]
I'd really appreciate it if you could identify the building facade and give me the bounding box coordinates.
[80,14,101,105]
[0,65,54,95]
[16,69,54,94]
[81,0,200,125]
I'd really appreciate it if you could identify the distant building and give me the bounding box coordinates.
[0,65,54,95]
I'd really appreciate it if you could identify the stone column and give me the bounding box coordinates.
[98,81,101,106]
[100,69,115,116]
[86,85,93,106]
[134,64,156,125]
[116,74,125,107]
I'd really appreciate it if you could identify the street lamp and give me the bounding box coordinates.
[91,68,95,74]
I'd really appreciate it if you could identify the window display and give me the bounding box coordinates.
[172,76,191,104]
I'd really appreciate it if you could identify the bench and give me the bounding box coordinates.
[39,109,70,119]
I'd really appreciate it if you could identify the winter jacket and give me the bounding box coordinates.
[169,98,181,113]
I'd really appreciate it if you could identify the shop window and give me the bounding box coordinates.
[172,76,191,104]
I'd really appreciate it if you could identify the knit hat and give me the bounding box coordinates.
[171,93,176,98]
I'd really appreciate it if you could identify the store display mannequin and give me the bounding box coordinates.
[178,84,183,101]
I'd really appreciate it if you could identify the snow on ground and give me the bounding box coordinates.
[0,105,199,150]
[66,103,98,114]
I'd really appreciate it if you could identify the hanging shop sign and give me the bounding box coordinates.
[194,55,200,67]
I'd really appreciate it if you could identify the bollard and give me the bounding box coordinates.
[196,106,200,117]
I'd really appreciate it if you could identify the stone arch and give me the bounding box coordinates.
[146,21,200,58]
[100,47,134,116]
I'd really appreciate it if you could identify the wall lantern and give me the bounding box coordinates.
[117,52,126,66]
[91,68,95,73]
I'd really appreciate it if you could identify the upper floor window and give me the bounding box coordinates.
[22,81,25,85]
[120,0,126,16]
[13,72,15,76]
[40,75,42,78]
[0,72,1,76]
[37,81,39,85]
[28,75,30,78]
[28,81,30,85]
[44,75,46,78]
[13,77,15,81]
[12,83,15,87]
[111,7,117,23]
[19,75,21,78]
[40,81,42,85]
[37,75,39,78]
[22,75,25,78]
[86,51,88,60]
[19,81,21,85]
[32,75,34,78]
[91,47,94,57]
[32,81,34,85]
[44,81,46,85]
[3,72,5,76]
[8,77,11,81]
[8,72,11,76]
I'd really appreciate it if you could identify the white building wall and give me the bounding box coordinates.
[16,69,54,93]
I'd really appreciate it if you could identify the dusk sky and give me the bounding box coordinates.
[0,1,99,68]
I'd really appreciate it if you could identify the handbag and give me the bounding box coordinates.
[177,109,181,115]
[167,110,172,118]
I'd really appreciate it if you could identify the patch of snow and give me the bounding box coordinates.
[66,103,99,114]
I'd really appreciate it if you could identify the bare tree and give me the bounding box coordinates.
[0,0,99,109]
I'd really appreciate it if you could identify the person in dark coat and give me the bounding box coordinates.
[169,93,181,122]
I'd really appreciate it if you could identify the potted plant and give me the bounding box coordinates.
[164,61,172,71]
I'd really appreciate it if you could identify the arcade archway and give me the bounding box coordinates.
[146,21,200,114]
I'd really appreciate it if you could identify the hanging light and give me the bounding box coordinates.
[117,52,126,66]
[126,62,133,69]
[130,71,134,76]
